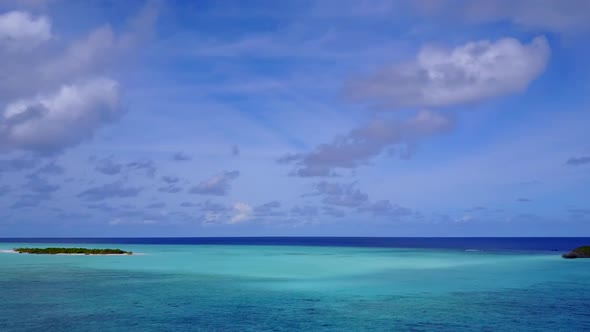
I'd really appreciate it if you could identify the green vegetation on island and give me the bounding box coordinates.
[562,246,590,259]
[14,247,133,255]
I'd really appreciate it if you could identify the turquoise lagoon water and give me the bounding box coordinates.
[1,242,589,331]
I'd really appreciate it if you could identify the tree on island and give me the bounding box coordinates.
[14,247,133,255]
[562,246,590,259]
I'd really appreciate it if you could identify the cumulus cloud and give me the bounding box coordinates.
[0,3,160,154]
[565,156,590,166]
[126,159,156,177]
[159,176,182,193]
[109,218,157,226]
[199,200,230,213]
[230,202,253,224]
[197,200,231,224]
[347,36,550,108]
[92,157,157,177]
[0,11,51,51]
[189,170,240,196]
[40,1,160,84]
[162,175,179,183]
[158,184,182,193]
[41,25,116,82]
[78,181,141,201]
[0,78,122,153]
[313,181,369,208]
[453,214,475,224]
[290,205,319,224]
[359,200,412,218]
[280,110,452,176]
[94,157,123,175]
[254,200,284,218]
[281,36,548,177]
[307,181,412,220]
[190,201,259,225]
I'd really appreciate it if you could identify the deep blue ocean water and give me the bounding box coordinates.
[1,238,589,331]
[1,237,588,251]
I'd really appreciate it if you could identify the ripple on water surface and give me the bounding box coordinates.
[0,243,589,331]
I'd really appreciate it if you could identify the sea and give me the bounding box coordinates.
[0,237,589,331]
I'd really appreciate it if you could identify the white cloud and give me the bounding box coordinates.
[280,110,453,176]
[230,202,252,224]
[41,0,160,82]
[0,3,160,154]
[41,25,115,82]
[0,11,51,51]
[0,78,122,152]
[313,182,369,207]
[347,36,550,108]
[454,214,474,224]
[190,170,240,196]
[0,20,85,102]
[197,201,253,225]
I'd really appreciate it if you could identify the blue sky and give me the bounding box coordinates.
[0,0,589,237]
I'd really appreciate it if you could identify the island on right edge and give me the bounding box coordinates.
[562,246,590,259]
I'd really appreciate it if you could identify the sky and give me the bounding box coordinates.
[0,0,589,237]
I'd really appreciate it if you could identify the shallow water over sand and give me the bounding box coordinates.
[1,242,589,331]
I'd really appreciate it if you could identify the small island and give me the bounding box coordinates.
[14,247,133,255]
[562,246,590,259]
